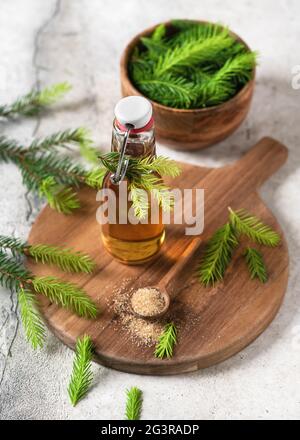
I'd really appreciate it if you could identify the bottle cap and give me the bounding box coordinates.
[114,96,153,130]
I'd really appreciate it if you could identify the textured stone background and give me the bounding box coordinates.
[0,0,299,420]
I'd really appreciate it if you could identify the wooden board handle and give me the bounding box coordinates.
[232,137,288,188]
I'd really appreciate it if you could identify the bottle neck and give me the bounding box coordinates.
[111,118,156,158]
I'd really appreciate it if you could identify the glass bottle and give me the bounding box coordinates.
[101,96,165,264]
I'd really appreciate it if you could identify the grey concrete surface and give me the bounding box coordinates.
[0,0,299,420]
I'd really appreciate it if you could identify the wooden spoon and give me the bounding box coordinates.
[131,236,202,320]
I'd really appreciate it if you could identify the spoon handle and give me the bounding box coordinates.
[158,236,202,295]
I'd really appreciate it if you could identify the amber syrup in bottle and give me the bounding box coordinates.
[101,96,165,264]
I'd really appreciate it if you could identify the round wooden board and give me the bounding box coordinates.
[27,138,289,375]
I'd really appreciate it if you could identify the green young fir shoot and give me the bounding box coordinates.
[18,287,46,349]
[229,208,281,247]
[32,277,97,319]
[154,322,178,359]
[129,21,257,109]
[125,387,143,420]
[39,177,81,215]
[0,82,71,118]
[0,235,96,273]
[0,250,32,291]
[28,127,97,159]
[244,247,268,283]
[0,240,98,349]
[198,223,238,286]
[97,152,181,219]
[68,335,94,406]
[0,120,99,214]
[28,244,95,273]
[0,235,27,257]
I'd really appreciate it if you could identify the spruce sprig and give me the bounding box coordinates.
[68,335,94,406]
[154,32,234,76]
[229,208,281,247]
[0,250,32,290]
[0,82,71,118]
[129,21,257,109]
[29,244,95,273]
[38,177,80,214]
[28,127,97,160]
[0,237,98,348]
[198,208,280,286]
[97,152,181,219]
[198,223,238,286]
[32,277,97,319]
[195,52,257,107]
[154,322,178,359]
[18,287,46,349]
[0,235,95,273]
[125,387,143,420]
[244,247,268,283]
[0,135,87,214]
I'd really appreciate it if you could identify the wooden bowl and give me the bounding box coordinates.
[120,21,256,150]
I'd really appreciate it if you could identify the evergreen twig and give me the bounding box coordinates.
[0,82,71,118]
[244,247,268,283]
[229,208,281,247]
[98,152,181,219]
[198,223,238,286]
[154,322,178,359]
[0,237,98,348]
[0,235,96,273]
[32,276,98,319]
[68,335,94,406]
[18,287,46,349]
[129,21,257,109]
[125,387,143,420]
[0,250,32,290]
[29,243,95,273]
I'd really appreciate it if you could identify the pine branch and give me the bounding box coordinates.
[0,136,25,164]
[195,52,256,107]
[137,75,195,108]
[28,128,94,156]
[151,188,174,212]
[85,167,107,189]
[146,156,181,177]
[68,335,93,406]
[98,152,181,219]
[0,234,95,273]
[154,322,178,359]
[0,82,71,118]
[151,23,166,42]
[17,152,87,197]
[129,183,149,219]
[28,243,95,273]
[198,223,238,286]
[70,127,99,164]
[171,21,228,46]
[154,33,235,76]
[125,387,143,420]
[18,287,46,349]
[140,38,167,60]
[129,21,257,109]
[0,251,32,290]
[0,235,27,257]
[244,247,268,283]
[229,208,281,247]
[38,177,81,214]
[32,277,98,319]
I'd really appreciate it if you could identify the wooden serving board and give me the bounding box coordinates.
[27,137,289,375]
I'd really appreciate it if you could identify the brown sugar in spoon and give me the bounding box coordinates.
[131,236,202,320]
